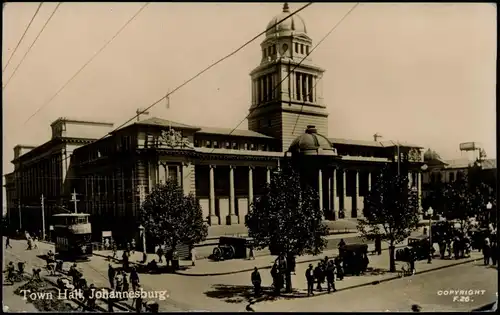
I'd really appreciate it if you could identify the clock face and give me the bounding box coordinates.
[282,44,288,53]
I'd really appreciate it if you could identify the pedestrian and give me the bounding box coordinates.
[453,236,460,259]
[122,250,130,270]
[130,267,140,291]
[438,240,446,259]
[325,260,336,293]
[108,264,116,289]
[305,264,314,296]
[314,262,324,292]
[191,247,197,266]
[248,245,255,260]
[133,285,143,313]
[491,241,497,266]
[104,238,110,250]
[112,243,118,260]
[122,271,129,292]
[334,256,344,280]
[483,236,491,265]
[33,237,38,249]
[131,239,136,255]
[270,264,279,295]
[251,267,262,297]
[446,238,452,258]
[26,238,32,250]
[5,236,12,249]
[338,238,346,250]
[375,235,382,255]
[86,284,97,310]
[409,250,416,275]
[157,246,164,264]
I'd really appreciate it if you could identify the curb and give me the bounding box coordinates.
[250,256,483,305]
[173,245,407,277]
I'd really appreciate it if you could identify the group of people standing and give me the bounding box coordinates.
[482,236,498,266]
[436,232,471,260]
[305,256,341,296]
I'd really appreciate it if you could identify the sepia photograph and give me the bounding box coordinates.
[2,2,497,313]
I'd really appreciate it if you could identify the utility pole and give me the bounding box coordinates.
[71,189,79,214]
[41,194,46,241]
[18,200,22,231]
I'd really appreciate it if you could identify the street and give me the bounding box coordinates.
[253,261,498,312]
[3,236,497,313]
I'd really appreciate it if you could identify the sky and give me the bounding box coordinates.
[2,2,497,205]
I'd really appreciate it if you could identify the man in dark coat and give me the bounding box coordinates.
[314,262,324,292]
[305,264,314,296]
[375,235,382,255]
[483,237,491,265]
[325,260,336,293]
[251,267,262,297]
[334,256,344,280]
[108,264,116,289]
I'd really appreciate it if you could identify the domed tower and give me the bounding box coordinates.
[248,3,328,152]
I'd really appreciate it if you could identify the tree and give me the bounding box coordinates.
[357,164,420,272]
[139,179,208,251]
[245,161,328,293]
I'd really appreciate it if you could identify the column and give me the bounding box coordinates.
[408,171,412,188]
[266,167,271,184]
[176,165,181,187]
[417,172,422,211]
[158,163,166,184]
[248,166,254,208]
[309,75,314,102]
[209,165,219,225]
[318,169,323,219]
[305,74,310,101]
[332,169,337,220]
[368,172,372,191]
[259,77,266,102]
[166,165,170,180]
[227,166,238,225]
[297,72,302,100]
[355,171,360,218]
[342,169,347,218]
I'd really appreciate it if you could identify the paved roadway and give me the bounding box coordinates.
[254,261,498,312]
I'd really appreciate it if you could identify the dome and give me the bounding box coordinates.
[423,148,441,161]
[288,125,337,156]
[266,3,307,38]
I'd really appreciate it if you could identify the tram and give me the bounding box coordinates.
[52,213,93,260]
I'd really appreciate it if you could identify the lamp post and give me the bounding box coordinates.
[426,207,434,263]
[139,224,146,261]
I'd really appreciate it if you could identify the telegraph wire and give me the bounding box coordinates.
[182,3,360,181]
[106,2,313,134]
[291,2,359,135]
[23,2,151,124]
[46,2,313,169]
[3,2,62,90]
[2,2,44,73]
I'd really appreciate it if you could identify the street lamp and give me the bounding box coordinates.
[139,224,147,262]
[426,207,434,263]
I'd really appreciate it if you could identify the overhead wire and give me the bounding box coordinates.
[2,2,62,90]
[182,2,360,181]
[23,2,151,124]
[2,2,44,73]
[291,2,359,135]
[41,2,313,170]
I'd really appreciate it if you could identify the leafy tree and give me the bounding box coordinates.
[139,179,208,251]
[246,161,328,293]
[357,164,420,272]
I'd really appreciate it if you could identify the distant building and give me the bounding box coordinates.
[421,148,497,206]
[5,3,425,241]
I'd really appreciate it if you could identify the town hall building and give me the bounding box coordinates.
[5,3,425,241]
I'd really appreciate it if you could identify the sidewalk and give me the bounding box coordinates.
[250,251,484,312]
[94,240,401,277]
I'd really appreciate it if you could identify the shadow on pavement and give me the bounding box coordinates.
[204,284,307,306]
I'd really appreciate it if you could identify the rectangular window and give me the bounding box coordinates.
[263,76,268,101]
[272,44,276,55]
[295,43,299,53]
[306,46,309,54]
[309,75,314,102]
[268,46,272,57]
[263,49,267,58]
[300,44,304,54]
[449,172,455,182]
